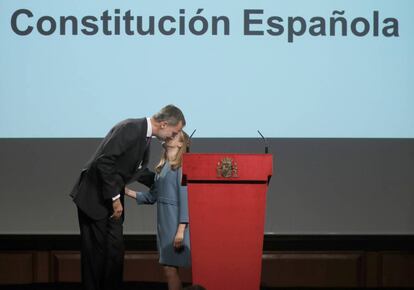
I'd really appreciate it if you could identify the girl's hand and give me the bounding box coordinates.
[173,230,184,251]
[124,187,137,198]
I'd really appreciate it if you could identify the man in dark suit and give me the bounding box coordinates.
[70,104,186,290]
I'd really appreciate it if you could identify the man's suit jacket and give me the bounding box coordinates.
[70,118,155,220]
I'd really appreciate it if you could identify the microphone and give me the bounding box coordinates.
[186,129,197,153]
[257,130,269,154]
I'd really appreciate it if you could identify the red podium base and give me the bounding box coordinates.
[183,154,273,290]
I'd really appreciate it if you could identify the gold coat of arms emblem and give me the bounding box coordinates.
[217,157,238,178]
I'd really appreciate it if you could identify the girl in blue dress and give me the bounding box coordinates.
[125,131,190,290]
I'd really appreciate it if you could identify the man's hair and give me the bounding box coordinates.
[153,104,186,126]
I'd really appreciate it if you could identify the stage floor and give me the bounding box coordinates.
[0,283,282,290]
[0,283,399,290]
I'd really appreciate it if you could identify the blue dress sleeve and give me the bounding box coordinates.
[136,174,158,205]
[177,167,189,223]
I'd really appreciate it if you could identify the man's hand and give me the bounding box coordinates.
[111,198,123,220]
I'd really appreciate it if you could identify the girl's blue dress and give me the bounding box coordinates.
[136,161,191,267]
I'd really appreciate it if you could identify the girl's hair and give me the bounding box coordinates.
[155,131,189,173]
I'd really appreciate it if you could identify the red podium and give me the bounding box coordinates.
[182,153,273,290]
